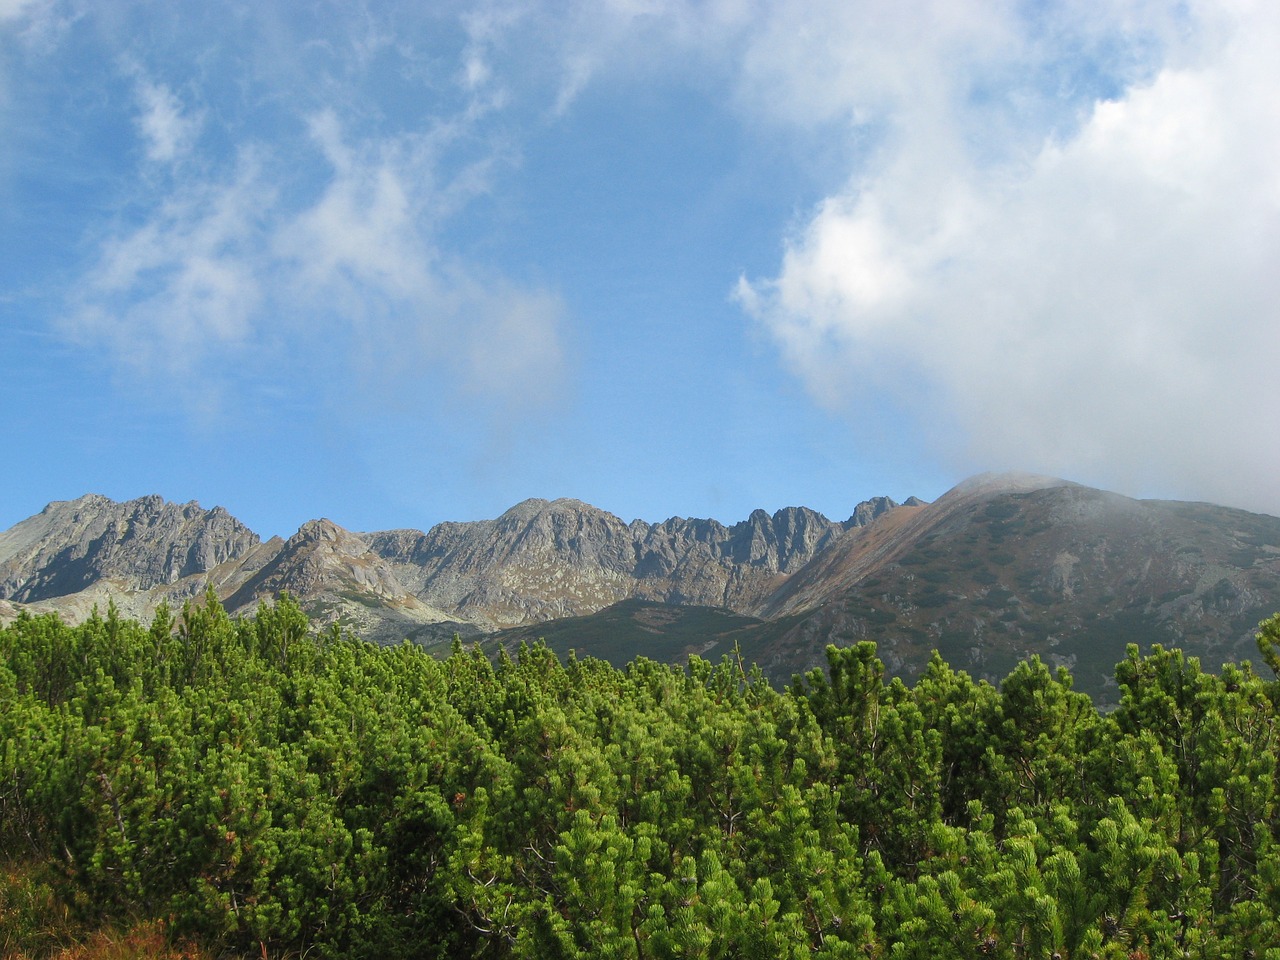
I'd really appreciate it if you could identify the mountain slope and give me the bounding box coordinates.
[362,496,894,628]
[3,476,1278,705]
[749,476,1280,701]
[221,519,461,644]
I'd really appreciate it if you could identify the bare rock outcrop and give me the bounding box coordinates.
[0,494,260,602]
[0,491,909,638]
[365,497,897,627]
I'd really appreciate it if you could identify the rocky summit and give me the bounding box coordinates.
[3,474,1279,703]
[0,491,898,644]
[0,494,261,601]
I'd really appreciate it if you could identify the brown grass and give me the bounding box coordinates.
[0,859,213,960]
[36,922,208,960]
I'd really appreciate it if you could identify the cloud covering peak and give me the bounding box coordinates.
[737,0,1280,513]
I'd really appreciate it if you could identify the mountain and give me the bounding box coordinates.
[526,474,1280,704]
[0,494,277,624]
[0,491,895,641]
[771,473,1280,701]
[220,519,464,644]
[0,493,260,600]
[363,496,893,629]
[3,475,1279,703]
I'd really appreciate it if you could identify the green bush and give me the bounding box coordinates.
[2,596,1279,958]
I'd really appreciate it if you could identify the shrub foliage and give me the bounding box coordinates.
[3,593,1280,958]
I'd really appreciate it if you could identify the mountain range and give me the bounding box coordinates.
[3,472,1278,704]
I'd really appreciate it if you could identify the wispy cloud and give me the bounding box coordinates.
[274,110,565,415]
[65,151,270,363]
[59,150,272,417]
[128,69,203,164]
[0,0,47,24]
[49,5,567,427]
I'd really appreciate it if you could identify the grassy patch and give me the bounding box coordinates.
[915,592,952,609]
[1,859,74,958]
[1,859,210,960]
[983,501,1021,520]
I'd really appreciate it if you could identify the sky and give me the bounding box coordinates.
[2,0,1278,538]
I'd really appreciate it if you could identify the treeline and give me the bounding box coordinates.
[2,594,1280,958]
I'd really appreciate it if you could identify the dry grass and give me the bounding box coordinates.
[1,857,73,958]
[34,922,208,960]
[0,860,213,960]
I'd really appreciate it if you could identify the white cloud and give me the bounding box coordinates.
[738,0,1280,513]
[0,0,75,50]
[274,111,566,414]
[277,111,433,304]
[61,151,272,415]
[0,0,69,116]
[0,0,42,22]
[132,75,202,164]
[64,90,566,423]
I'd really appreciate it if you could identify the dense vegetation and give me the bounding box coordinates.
[3,593,1280,958]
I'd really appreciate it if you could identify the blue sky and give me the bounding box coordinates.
[3,0,1278,538]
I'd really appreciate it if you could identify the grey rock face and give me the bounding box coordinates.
[366,498,896,626]
[6,474,1277,708]
[0,494,260,602]
[847,496,899,527]
[0,491,909,637]
[225,519,407,609]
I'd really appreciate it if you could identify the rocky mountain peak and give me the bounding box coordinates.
[4,476,1277,707]
[847,496,902,528]
[496,498,552,521]
[496,497,602,524]
[0,494,260,603]
[290,518,349,546]
[224,517,409,617]
[720,506,841,572]
[945,471,1071,501]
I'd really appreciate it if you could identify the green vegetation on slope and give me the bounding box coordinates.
[489,598,780,667]
[3,592,1280,958]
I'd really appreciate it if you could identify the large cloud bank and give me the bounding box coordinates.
[732,0,1280,512]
